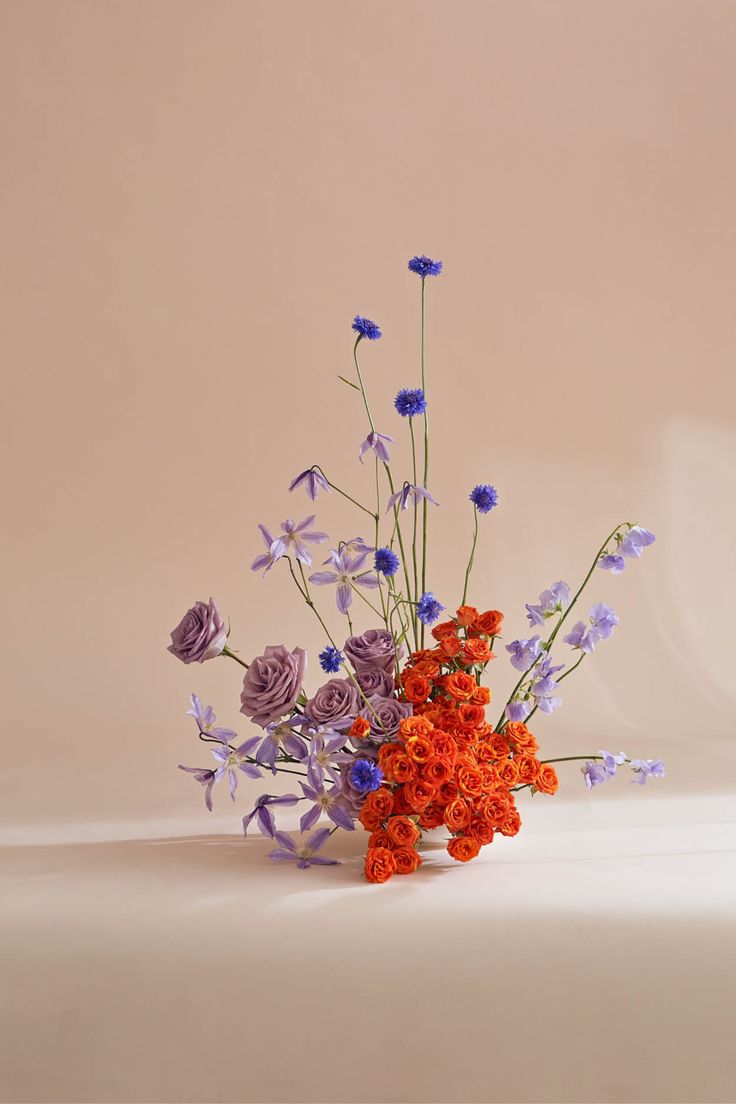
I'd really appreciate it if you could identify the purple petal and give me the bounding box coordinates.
[309,571,339,585]
[328,804,356,831]
[257,806,276,837]
[273,830,297,853]
[354,572,380,589]
[307,826,332,851]
[300,804,321,832]
[268,849,297,862]
[336,583,353,614]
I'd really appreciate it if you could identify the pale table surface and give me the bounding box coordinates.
[2,794,734,1104]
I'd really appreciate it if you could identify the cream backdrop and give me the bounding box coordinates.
[2,3,736,1103]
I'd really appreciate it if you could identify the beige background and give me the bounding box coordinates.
[1,3,736,1103]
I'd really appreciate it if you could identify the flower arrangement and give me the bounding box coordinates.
[168,255,663,882]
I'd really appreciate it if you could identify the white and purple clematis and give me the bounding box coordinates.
[309,548,379,614]
[253,715,311,774]
[299,780,356,832]
[251,516,328,573]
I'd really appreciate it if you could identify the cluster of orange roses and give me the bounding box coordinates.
[352,605,559,883]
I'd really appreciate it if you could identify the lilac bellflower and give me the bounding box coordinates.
[288,467,331,501]
[386,482,438,512]
[309,548,379,614]
[359,431,394,464]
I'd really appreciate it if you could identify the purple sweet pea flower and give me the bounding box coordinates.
[242,793,301,838]
[563,620,597,654]
[168,598,227,664]
[589,603,619,640]
[251,524,285,575]
[289,468,331,501]
[254,715,311,774]
[309,549,379,614]
[268,827,339,868]
[619,526,656,558]
[581,749,627,788]
[386,482,439,512]
[177,765,217,811]
[306,730,352,789]
[359,431,395,464]
[299,781,356,832]
[630,758,665,785]
[505,635,543,673]
[529,656,565,714]
[526,581,570,627]
[505,697,533,723]
[599,554,626,574]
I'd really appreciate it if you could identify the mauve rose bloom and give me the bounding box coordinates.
[168,597,227,664]
[305,677,360,730]
[358,695,412,741]
[343,628,402,673]
[240,644,307,727]
[355,667,394,699]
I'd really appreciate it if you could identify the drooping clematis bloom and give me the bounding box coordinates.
[242,793,301,838]
[359,431,394,464]
[253,715,311,774]
[288,468,331,501]
[386,483,438,513]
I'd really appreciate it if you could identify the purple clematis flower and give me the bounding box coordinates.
[306,730,352,789]
[268,827,339,868]
[242,793,301,837]
[211,736,263,800]
[630,758,665,784]
[254,715,311,774]
[186,693,238,742]
[506,635,543,673]
[337,537,374,571]
[299,780,356,832]
[275,516,329,567]
[289,468,331,501]
[386,483,439,512]
[526,581,570,627]
[250,524,284,575]
[359,431,394,464]
[177,765,217,811]
[309,549,380,614]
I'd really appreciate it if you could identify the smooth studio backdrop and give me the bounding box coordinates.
[1,3,736,1103]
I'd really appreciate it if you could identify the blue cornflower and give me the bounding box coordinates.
[352,315,382,340]
[319,645,343,674]
[470,484,498,514]
[416,591,445,626]
[408,255,443,278]
[394,388,427,418]
[374,547,400,577]
[348,758,384,795]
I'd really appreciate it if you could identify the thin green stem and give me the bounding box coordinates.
[409,417,420,616]
[524,653,586,726]
[311,466,377,521]
[353,337,376,432]
[420,275,429,646]
[461,506,479,606]
[222,646,249,670]
[351,582,385,620]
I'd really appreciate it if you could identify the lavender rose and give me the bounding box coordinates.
[343,628,402,673]
[355,667,394,699]
[240,644,306,727]
[358,695,412,741]
[305,677,360,730]
[168,597,227,664]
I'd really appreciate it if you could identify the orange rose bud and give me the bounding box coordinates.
[457,765,484,798]
[471,685,491,706]
[402,671,431,704]
[387,751,416,784]
[431,619,458,640]
[349,716,372,740]
[431,730,458,761]
[437,779,459,806]
[405,734,434,763]
[495,758,520,787]
[386,815,421,848]
[482,791,511,827]
[473,609,504,636]
[392,786,414,815]
[438,636,462,659]
[505,721,538,754]
[515,753,540,785]
[358,787,395,831]
[404,778,437,811]
[399,715,432,741]
[455,702,486,731]
[368,828,393,849]
[468,820,495,845]
[422,755,453,785]
[445,671,478,702]
[393,846,422,875]
[535,763,559,795]
[455,605,479,628]
[364,847,397,883]
[418,802,446,830]
[444,797,471,831]
[447,835,481,862]
[411,656,441,679]
[461,638,492,665]
[499,807,522,837]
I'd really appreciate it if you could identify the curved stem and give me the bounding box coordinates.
[311,465,377,520]
[222,646,249,670]
[350,582,385,620]
[353,337,376,432]
[409,417,419,612]
[461,506,479,606]
[420,276,429,646]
